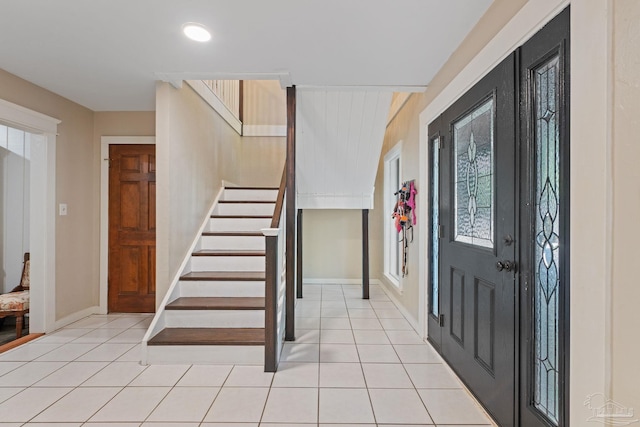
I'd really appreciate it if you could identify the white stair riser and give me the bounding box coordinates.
[191,255,265,272]
[200,235,265,251]
[179,280,265,298]
[215,203,275,216]
[164,310,265,328]
[223,189,278,201]
[145,344,264,365]
[209,218,271,232]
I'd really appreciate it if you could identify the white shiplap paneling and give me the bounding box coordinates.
[296,89,392,209]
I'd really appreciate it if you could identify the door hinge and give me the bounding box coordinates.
[438,225,444,239]
[439,314,445,327]
[438,137,444,149]
[104,158,112,168]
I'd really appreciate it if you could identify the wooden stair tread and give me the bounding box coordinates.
[148,328,265,346]
[180,271,265,281]
[166,297,265,310]
[225,187,278,191]
[202,231,263,237]
[211,214,272,219]
[193,250,265,256]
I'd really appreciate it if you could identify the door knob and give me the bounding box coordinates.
[496,260,517,272]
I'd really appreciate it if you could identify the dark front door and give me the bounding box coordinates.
[429,53,517,426]
[108,144,156,313]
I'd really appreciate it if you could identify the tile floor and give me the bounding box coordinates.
[0,283,496,426]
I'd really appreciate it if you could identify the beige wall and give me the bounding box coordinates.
[243,80,286,126]
[611,0,640,412]
[0,69,96,320]
[156,82,285,306]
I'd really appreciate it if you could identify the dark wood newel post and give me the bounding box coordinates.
[285,86,296,340]
[297,209,303,298]
[264,235,278,372]
[362,209,370,299]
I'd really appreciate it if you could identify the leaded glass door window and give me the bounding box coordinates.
[453,98,494,249]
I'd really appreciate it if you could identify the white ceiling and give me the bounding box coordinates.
[0,0,492,111]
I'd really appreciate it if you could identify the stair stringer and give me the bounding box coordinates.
[141,186,225,365]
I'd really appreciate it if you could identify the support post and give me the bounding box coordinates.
[263,235,278,372]
[285,86,296,340]
[362,209,370,299]
[297,209,303,298]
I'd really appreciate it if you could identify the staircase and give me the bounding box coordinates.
[143,186,278,365]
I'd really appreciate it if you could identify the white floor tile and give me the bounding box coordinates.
[147,386,219,422]
[201,424,257,427]
[131,317,153,329]
[23,423,83,426]
[31,387,121,422]
[204,387,269,422]
[385,330,426,345]
[293,329,320,343]
[295,306,321,317]
[349,318,383,330]
[353,330,391,344]
[107,328,147,343]
[116,343,143,361]
[347,308,377,319]
[67,317,112,328]
[35,328,91,343]
[100,317,149,329]
[418,389,492,425]
[319,344,359,363]
[404,363,462,389]
[90,387,170,422]
[0,361,66,386]
[76,343,137,362]
[345,300,372,309]
[35,343,98,361]
[82,423,140,427]
[0,387,72,422]
[0,387,24,404]
[368,388,433,424]
[140,423,198,427]
[320,318,351,330]
[356,344,401,363]
[281,344,319,363]
[362,363,413,388]
[374,309,405,319]
[0,361,25,376]
[129,364,189,387]
[379,318,414,330]
[295,317,321,329]
[393,345,442,364]
[261,388,318,423]
[82,361,148,387]
[321,300,347,308]
[272,363,319,388]
[321,307,349,318]
[72,328,127,344]
[320,330,354,344]
[319,388,375,423]
[370,301,397,310]
[319,424,375,427]
[34,361,108,387]
[226,365,274,387]
[177,365,232,387]
[0,343,62,361]
[319,363,365,388]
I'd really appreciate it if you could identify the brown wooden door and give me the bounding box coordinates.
[108,144,156,313]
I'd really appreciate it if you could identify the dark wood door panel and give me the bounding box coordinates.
[109,144,156,313]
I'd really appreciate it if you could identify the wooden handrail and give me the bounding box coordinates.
[270,166,287,229]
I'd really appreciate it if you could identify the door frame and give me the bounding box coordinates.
[99,136,155,314]
[0,98,59,333]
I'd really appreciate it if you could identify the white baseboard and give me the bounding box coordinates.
[377,282,422,337]
[54,306,100,331]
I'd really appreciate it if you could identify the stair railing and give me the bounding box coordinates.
[263,168,287,372]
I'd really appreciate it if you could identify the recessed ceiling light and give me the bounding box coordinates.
[182,22,211,42]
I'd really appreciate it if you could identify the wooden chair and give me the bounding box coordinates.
[0,253,30,339]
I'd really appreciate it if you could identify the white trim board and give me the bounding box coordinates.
[0,98,58,333]
[54,306,100,330]
[100,136,156,314]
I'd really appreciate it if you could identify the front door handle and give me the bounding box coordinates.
[496,260,517,272]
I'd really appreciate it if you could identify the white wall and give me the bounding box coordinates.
[0,125,30,293]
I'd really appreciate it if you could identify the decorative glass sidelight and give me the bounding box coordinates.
[533,55,561,425]
[453,99,494,248]
[430,137,439,316]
